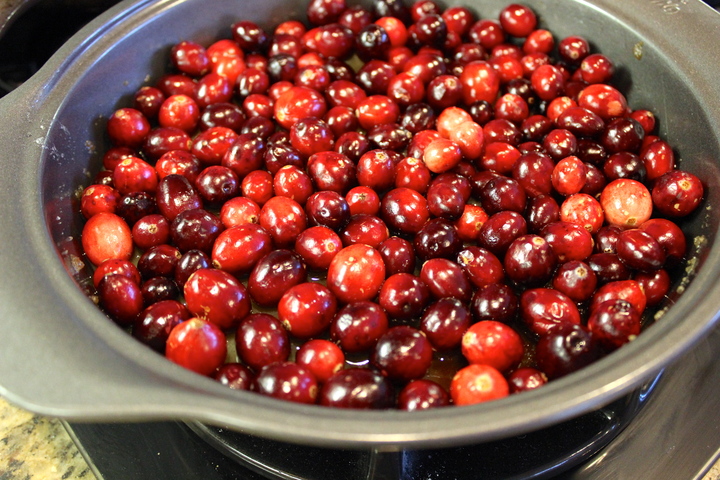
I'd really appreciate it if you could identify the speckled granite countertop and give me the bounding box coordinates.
[1,395,719,479]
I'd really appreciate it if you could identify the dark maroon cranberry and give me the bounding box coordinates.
[141,276,180,305]
[367,123,412,152]
[426,181,466,221]
[143,126,192,160]
[331,301,389,353]
[236,313,290,371]
[400,103,436,134]
[371,326,433,382]
[520,114,553,142]
[380,187,430,235]
[133,300,190,352]
[267,54,298,83]
[306,0,347,25]
[603,152,646,182]
[412,14,447,48]
[651,170,704,218]
[552,260,597,302]
[526,195,560,233]
[213,363,256,391]
[504,235,557,286]
[483,118,521,145]
[601,117,645,154]
[477,210,528,257]
[398,379,451,410]
[373,0,411,24]
[542,128,578,160]
[338,5,374,33]
[174,249,211,288]
[264,143,304,175]
[555,106,605,138]
[194,165,239,204]
[378,273,430,320]
[241,116,276,139]
[420,257,473,303]
[378,236,416,275]
[587,299,641,351]
[581,162,607,196]
[232,20,270,52]
[355,24,391,62]
[470,283,518,323]
[248,250,307,306]
[468,100,494,126]
[479,176,527,215]
[306,151,357,193]
[588,252,632,284]
[520,287,581,336]
[156,174,202,222]
[615,229,666,272]
[535,323,600,379]
[575,139,607,166]
[116,191,158,226]
[335,131,371,162]
[137,244,181,279]
[305,190,351,231]
[256,362,318,404]
[414,218,463,260]
[319,368,394,409]
[420,297,471,350]
[638,218,687,263]
[324,58,356,82]
[222,133,267,179]
[170,208,223,253]
[98,274,144,326]
[512,152,554,198]
[508,367,547,393]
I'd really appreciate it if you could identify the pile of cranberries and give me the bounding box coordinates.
[79,0,704,410]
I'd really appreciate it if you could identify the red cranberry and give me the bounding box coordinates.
[508,367,548,393]
[256,362,318,405]
[98,274,144,325]
[651,170,704,217]
[278,282,337,338]
[82,212,133,266]
[184,268,250,329]
[305,190,351,231]
[462,320,524,373]
[259,196,307,247]
[248,249,307,306]
[419,257,473,303]
[296,339,345,383]
[166,318,227,376]
[520,287,581,336]
[587,299,641,351]
[294,225,343,270]
[327,244,386,304]
[378,273,430,320]
[420,297,471,350]
[552,260,598,302]
[450,364,509,406]
[398,380,450,411]
[213,363,256,391]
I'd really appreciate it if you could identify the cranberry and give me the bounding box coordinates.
[521,287,581,336]
[477,210,528,257]
[296,339,345,383]
[560,193,604,234]
[542,221,594,262]
[174,249,211,288]
[236,313,291,371]
[535,323,599,379]
[651,170,704,217]
[319,368,394,409]
[380,187,430,235]
[590,279,647,316]
[306,151,356,193]
[305,190,351,231]
[638,218,687,263]
[588,252,632,284]
[98,274,144,325]
[398,380,450,411]
[133,300,191,352]
[294,225,342,270]
[635,269,671,306]
[256,362,318,405]
[346,186,381,216]
[156,174,203,222]
[278,282,337,338]
[107,108,151,148]
[213,364,256,391]
[170,208,223,254]
[93,258,141,289]
[248,250,307,306]
[462,320,524,373]
[259,196,307,247]
[327,244,386,303]
[137,244,181,279]
[552,260,598,302]
[183,268,250,330]
[450,364,509,406]
[420,297,471,350]
[166,318,227,376]
[600,179,653,229]
[371,326,433,382]
[420,257,473,303]
[82,212,133,266]
[340,214,389,248]
[504,234,557,286]
[508,367,548,393]
[587,299,641,351]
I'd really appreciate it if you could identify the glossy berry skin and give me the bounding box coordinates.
[107,108,151,148]
[420,257,473,303]
[398,379,451,411]
[552,260,597,302]
[600,179,653,229]
[319,368,394,409]
[331,301,389,353]
[183,268,251,329]
[651,170,704,217]
[535,323,599,380]
[259,196,308,248]
[378,273,430,320]
[520,288,581,336]
[278,282,337,338]
[462,320,524,373]
[587,299,641,351]
[372,326,433,382]
[235,313,290,371]
[213,363,256,391]
[327,244,386,304]
[508,367,547,394]
[133,300,191,352]
[420,297,471,350]
[380,187,430,235]
[504,234,557,286]
[165,318,227,376]
[255,362,318,405]
[98,274,144,326]
[248,249,307,306]
[296,339,345,383]
[450,364,509,406]
[294,226,343,270]
[211,223,273,275]
[615,229,666,272]
[170,208,224,254]
[82,212,133,266]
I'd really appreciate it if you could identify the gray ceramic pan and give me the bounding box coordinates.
[0,0,718,450]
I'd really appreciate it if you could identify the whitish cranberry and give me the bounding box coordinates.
[535,323,599,379]
[451,364,509,406]
[278,282,337,338]
[319,368,394,409]
[166,318,227,376]
[600,179,653,229]
[184,268,250,329]
[236,313,290,371]
[82,212,133,266]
